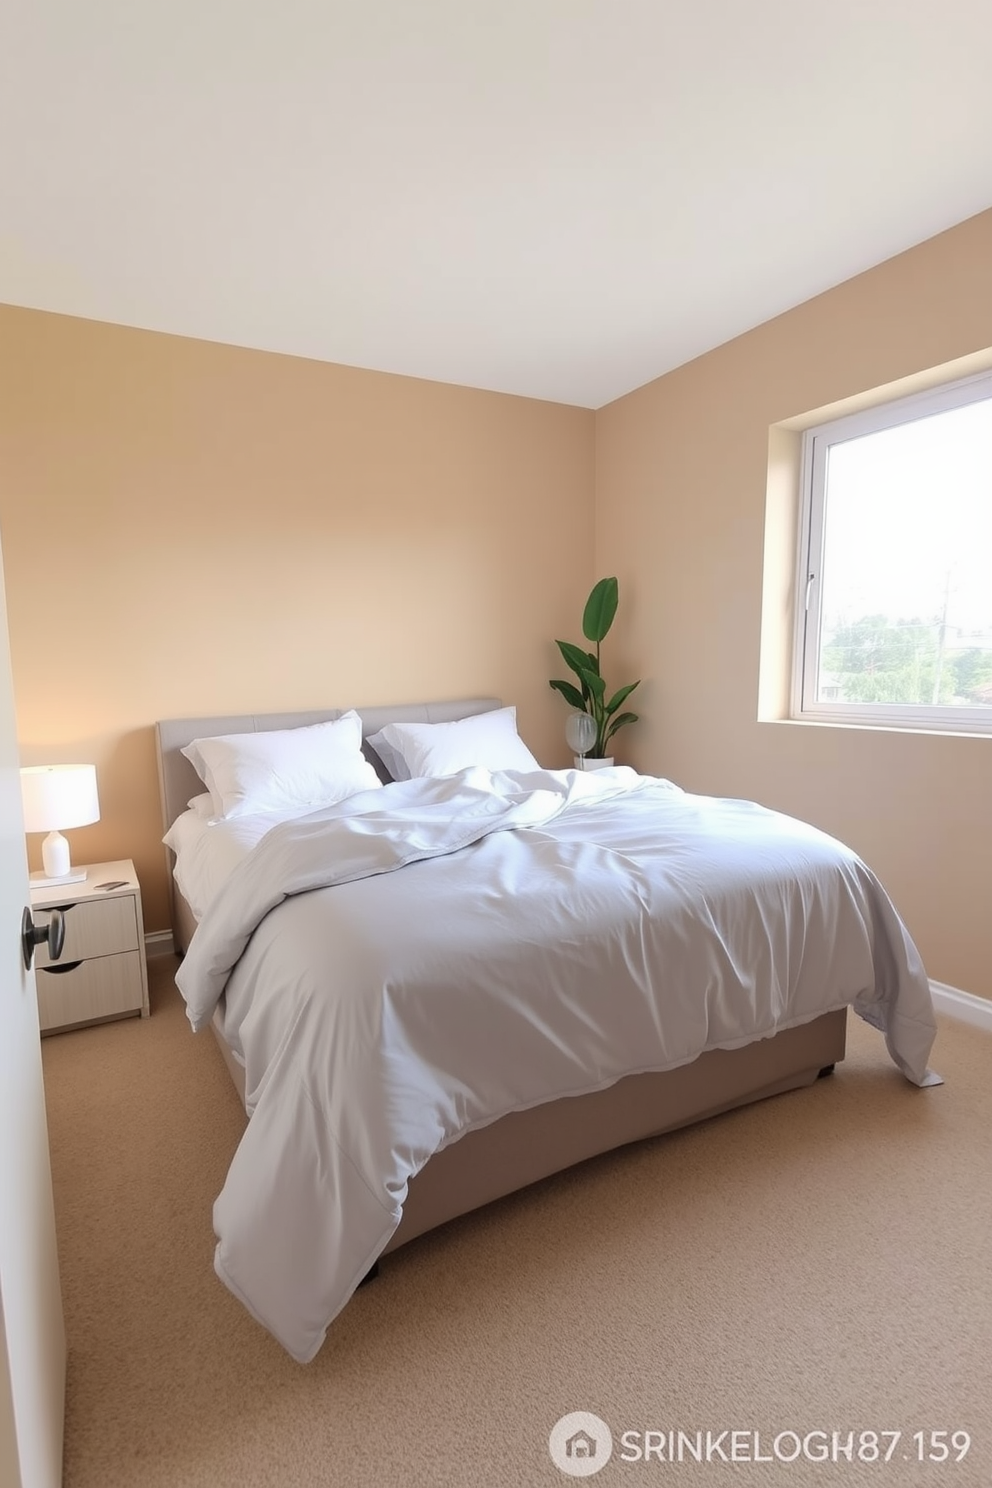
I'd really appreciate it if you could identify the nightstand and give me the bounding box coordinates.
[30,859,150,1034]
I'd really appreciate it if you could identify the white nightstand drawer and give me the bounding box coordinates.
[34,894,139,967]
[30,859,150,1032]
[36,951,145,1032]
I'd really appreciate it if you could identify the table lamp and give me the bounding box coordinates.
[21,763,101,886]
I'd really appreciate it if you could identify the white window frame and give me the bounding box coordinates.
[793,368,992,735]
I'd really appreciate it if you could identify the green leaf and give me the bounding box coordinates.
[578,667,606,702]
[605,710,638,743]
[556,640,600,681]
[582,577,619,644]
[604,680,640,716]
[549,678,587,711]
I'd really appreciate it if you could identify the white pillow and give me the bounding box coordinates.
[367,707,539,780]
[181,712,382,820]
[187,793,216,821]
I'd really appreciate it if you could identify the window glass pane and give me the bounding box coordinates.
[817,396,992,708]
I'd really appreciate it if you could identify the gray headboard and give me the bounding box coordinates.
[155,697,502,833]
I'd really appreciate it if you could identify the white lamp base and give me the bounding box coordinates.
[30,867,87,888]
[34,829,85,887]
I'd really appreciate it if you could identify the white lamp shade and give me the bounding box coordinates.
[21,764,100,834]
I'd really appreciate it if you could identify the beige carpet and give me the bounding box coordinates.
[41,957,991,1487]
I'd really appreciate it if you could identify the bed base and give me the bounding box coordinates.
[209,1006,847,1257]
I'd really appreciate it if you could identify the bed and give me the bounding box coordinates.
[155,698,938,1363]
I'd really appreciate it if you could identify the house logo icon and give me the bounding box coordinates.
[549,1412,614,1477]
[566,1429,597,1459]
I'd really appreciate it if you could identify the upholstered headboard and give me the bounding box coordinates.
[155,697,502,832]
[155,698,502,950]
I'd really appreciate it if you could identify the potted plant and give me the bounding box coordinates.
[549,576,640,766]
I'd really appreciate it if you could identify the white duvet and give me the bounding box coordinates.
[175,766,939,1363]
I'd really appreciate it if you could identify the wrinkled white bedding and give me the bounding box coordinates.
[175,766,939,1362]
[164,805,306,922]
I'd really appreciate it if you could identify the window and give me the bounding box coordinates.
[794,370,992,734]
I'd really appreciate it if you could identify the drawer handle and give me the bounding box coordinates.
[38,961,83,976]
[21,906,66,969]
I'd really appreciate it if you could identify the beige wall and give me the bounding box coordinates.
[3,208,990,1001]
[0,307,595,929]
[597,207,992,1002]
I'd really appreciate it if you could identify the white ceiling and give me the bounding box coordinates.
[3,2,992,409]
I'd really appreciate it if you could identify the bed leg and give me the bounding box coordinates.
[358,1260,380,1288]
[817,1063,836,1079]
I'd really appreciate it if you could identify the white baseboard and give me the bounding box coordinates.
[145,930,176,960]
[929,979,992,1032]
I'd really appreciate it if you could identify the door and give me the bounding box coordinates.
[0,529,66,1487]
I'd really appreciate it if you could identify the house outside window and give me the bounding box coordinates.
[793,370,992,734]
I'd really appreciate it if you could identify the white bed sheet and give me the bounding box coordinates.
[164,806,295,921]
[174,766,939,1363]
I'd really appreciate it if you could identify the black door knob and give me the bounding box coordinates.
[21,906,65,970]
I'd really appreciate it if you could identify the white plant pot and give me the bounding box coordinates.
[574,756,614,770]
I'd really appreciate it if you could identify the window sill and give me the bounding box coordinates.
[763,715,992,742]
